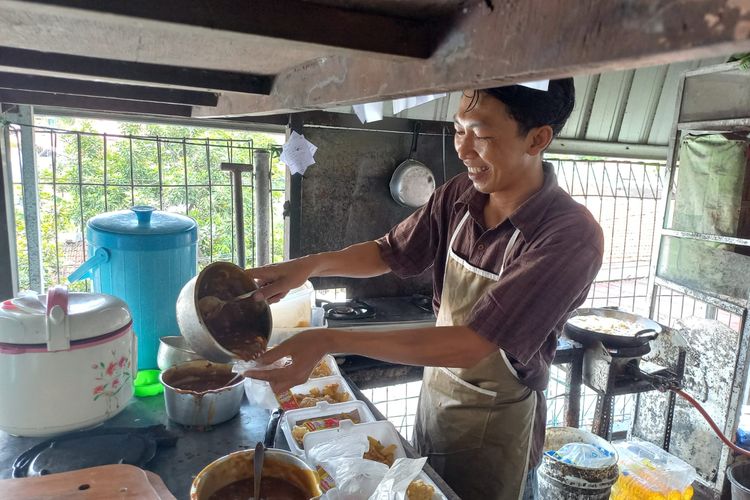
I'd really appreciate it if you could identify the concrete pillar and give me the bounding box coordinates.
[253,149,271,267]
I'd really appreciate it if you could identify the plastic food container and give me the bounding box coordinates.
[289,375,356,408]
[610,439,696,500]
[282,400,376,455]
[269,281,315,328]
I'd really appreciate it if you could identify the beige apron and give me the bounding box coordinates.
[414,211,537,500]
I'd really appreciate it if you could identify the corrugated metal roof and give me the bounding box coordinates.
[328,57,725,159]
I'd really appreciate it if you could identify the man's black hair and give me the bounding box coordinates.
[465,78,575,137]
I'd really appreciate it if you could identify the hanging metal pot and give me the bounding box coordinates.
[390,122,436,208]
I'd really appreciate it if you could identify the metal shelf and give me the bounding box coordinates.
[660,229,750,247]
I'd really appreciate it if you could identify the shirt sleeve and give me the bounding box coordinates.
[466,232,603,365]
[375,194,443,278]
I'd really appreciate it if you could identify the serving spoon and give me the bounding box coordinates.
[198,290,260,319]
[253,441,265,500]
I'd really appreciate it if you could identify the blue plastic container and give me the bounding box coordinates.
[68,206,197,369]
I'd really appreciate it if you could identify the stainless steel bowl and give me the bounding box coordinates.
[190,448,322,500]
[176,261,272,363]
[160,360,244,428]
[157,336,203,371]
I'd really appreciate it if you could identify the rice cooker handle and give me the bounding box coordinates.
[46,285,71,351]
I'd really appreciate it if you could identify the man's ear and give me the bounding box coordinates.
[527,125,553,156]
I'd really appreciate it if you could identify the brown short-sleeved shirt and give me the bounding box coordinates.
[376,162,604,466]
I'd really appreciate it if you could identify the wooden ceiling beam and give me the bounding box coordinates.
[193,0,750,117]
[0,89,193,117]
[17,0,442,59]
[0,72,219,106]
[0,47,273,95]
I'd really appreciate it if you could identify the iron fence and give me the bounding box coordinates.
[7,118,285,292]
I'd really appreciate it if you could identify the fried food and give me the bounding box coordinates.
[407,479,435,500]
[293,383,350,408]
[568,315,635,336]
[310,359,333,378]
[291,410,362,447]
[364,436,397,466]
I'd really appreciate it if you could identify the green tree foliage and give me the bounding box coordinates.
[14,116,285,291]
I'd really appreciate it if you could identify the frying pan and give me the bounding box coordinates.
[563,307,662,348]
[390,122,436,208]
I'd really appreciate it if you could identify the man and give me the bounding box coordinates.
[246,78,604,499]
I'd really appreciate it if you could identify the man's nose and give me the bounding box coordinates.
[455,135,476,159]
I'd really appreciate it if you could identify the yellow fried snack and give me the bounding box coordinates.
[294,384,350,408]
[407,479,435,500]
[363,436,397,466]
[310,359,333,378]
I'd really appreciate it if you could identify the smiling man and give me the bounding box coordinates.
[245,79,604,499]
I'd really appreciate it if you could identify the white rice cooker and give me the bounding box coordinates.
[0,285,135,437]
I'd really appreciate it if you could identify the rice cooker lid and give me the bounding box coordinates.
[87,205,197,250]
[0,291,131,345]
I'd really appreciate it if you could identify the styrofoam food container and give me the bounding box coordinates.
[303,420,407,463]
[290,375,355,407]
[282,400,376,455]
[303,419,447,499]
[310,354,341,378]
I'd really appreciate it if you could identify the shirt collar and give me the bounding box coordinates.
[453,162,559,240]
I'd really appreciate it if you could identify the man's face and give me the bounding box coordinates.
[453,92,539,194]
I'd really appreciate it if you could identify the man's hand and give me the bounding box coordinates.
[245,257,315,304]
[244,330,330,392]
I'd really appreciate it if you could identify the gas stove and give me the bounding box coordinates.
[319,295,436,330]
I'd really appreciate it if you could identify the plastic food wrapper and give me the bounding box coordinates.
[234,356,294,410]
[232,355,293,373]
[320,459,390,499]
[307,433,371,469]
[611,439,696,500]
[368,457,428,500]
[545,442,617,468]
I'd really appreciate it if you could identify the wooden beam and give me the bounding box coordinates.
[193,0,750,117]
[17,0,441,59]
[0,72,219,106]
[0,47,273,95]
[0,89,192,117]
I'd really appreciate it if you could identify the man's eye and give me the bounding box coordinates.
[455,129,465,135]
[476,136,492,141]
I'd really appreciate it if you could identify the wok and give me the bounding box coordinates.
[563,307,662,348]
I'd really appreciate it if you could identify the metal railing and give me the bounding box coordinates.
[7,118,285,292]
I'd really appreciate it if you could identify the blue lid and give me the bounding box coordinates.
[87,206,198,251]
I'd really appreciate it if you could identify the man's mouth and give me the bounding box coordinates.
[467,166,489,174]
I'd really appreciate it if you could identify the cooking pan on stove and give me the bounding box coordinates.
[564,307,662,348]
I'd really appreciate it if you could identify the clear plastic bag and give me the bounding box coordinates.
[368,457,428,500]
[322,459,389,499]
[546,442,617,468]
[307,433,371,468]
[233,357,293,410]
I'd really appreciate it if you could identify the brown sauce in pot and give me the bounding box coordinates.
[169,372,237,392]
[197,266,271,361]
[208,477,307,500]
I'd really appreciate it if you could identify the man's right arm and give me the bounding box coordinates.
[246,241,390,303]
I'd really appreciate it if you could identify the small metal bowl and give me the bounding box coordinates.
[157,336,203,371]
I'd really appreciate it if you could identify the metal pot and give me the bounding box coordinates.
[190,448,321,500]
[176,261,272,363]
[157,336,203,371]
[160,360,244,427]
[389,123,436,208]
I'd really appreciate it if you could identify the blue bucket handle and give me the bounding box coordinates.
[67,247,110,283]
